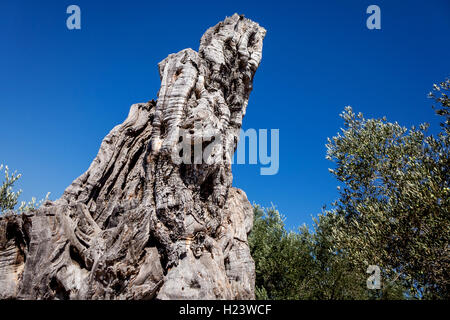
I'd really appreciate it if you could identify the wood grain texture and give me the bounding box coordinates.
[0,14,265,300]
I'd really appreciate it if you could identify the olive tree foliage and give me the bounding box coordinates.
[324,79,450,299]
[0,164,50,215]
[249,79,448,300]
[0,164,22,213]
[249,205,375,300]
[429,78,450,132]
[249,205,315,299]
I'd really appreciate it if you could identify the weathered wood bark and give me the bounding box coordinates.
[0,14,265,300]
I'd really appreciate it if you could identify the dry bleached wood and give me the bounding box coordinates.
[0,13,266,300]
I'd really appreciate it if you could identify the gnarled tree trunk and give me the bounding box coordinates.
[0,13,265,300]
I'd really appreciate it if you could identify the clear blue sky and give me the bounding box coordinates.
[1,0,449,229]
